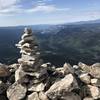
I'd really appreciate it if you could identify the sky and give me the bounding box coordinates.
[0,0,100,26]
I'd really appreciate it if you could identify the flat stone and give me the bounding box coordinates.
[21,33,32,40]
[28,83,45,92]
[91,78,100,87]
[79,73,91,84]
[15,65,26,81]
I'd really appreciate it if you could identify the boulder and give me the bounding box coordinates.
[60,92,81,100]
[7,82,27,100]
[89,64,100,78]
[91,78,100,87]
[15,66,26,81]
[79,73,91,84]
[87,85,100,99]
[27,92,40,100]
[78,62,90,73]
[45,74,78,100]
[38,92,49,100]
[63,63,74,74]
[0,64,10,77]
[73,65,79,69]
[28,83,45,92]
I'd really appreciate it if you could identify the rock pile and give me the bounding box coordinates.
[0,28,100,100]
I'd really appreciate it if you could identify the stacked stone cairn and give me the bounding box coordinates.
[7,28,49,100]
[0,28,100,100]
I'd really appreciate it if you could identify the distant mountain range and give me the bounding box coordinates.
[1,19,100,65]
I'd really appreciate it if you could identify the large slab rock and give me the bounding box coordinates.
[45,74,78,100]
[7,82,27,100]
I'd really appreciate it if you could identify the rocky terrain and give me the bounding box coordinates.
[0,28,100,100]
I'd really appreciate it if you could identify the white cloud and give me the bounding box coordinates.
[0,4,70,15]
[0,0,19,9]
[26,5,70,13]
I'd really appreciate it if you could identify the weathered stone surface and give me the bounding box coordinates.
[46,74,78,99]
[78,62,90,72]
[15,66,26,81]
[27,92,40,100]
[87,85,100,99]
[83,97,93,100]
[63,63,74,74]
[60,92,81,100]
[79,73,91,84]
[0,64,10,77]
[73,65,79,69]
[7,82,27,100]
[39,92,49,100]
[89,65,100,78]
[91,78,100,87]
[28,83,45,92]
[9,64,19,73]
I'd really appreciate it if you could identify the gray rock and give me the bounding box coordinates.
[91,78,100,87]
[79,73,91,84]
[38,92,49,100]
[78,62,90,73]
[87,85,100,99]
[89,64,100,78]
[7,82,27,100]
[28,83,45,92]
[0,64,10,77]
[46,74,78,99]
[27,92,40,100]
[60,92,81,100]
[15,65,26,81]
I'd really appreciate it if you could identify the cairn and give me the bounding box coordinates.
[15,28,48,82]
[7,28,48,100]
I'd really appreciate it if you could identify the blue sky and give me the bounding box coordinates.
[0,0,100,26]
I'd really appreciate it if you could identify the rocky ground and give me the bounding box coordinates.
[0,28,100,100]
